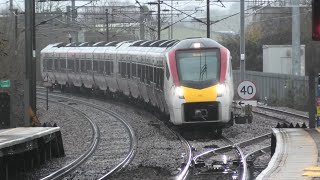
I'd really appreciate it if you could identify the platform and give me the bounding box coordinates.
[256,128,320,180]
[0,127,65,180]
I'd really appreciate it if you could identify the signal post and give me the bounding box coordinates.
[311,0,320,128]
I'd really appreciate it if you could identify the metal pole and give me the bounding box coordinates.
[292,0,301,76]
[240,0,245,81]
[46,87,49,111]
[140,7,145,40]
[308,69,316,128]
[308,42,316,128]
[24,0,32,126]
[157,0,161,40]
[317,73,320,127]
[10,0,13,10]
[71,0,78,43]
[32,0,36,114]
[14,9,17,55]
[106,9,109,42]
[170,0,173,39]
[207,0,210,38]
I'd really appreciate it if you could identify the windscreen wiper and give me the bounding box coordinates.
[199,64,207,80]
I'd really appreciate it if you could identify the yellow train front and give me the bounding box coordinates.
[164,38,234,131]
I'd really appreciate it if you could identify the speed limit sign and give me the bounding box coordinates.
[237,80,256,100]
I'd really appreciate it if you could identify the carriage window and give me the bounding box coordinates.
[86,60,92,72]
[132,63,136,77]
[47,59,54,71]
[67,59,74,72]
[159,68,164,90]
[105,61,110,75]
[60,59,66,70]
[54,59,59,71]
[93,61,98,72]
[75,59,79,72]
[146,65,150,84]
[80,60,86,72]
[127,62,131,79]
[149,66,153,83]
[138,64,142,79]
[121,62,126,78]
[165,62,170,80]
[141,65,146,82]
[118,62,121,75]
[98,61,104,74]
[43,58,47,71]
[110,61,114,74]
[154,68,158,88]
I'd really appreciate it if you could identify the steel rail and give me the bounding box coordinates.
[174,133,193,180]
[38,87,190,180]
[37,92,137,179]
[193,133,271,162]
[256,105,308,120]
[38,95,100,180]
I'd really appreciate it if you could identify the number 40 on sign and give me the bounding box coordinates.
[237,80,257,100]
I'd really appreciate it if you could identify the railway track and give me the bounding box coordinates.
[233,102,308,126]
[255,105,308,124]
[181,103,308,180]
[36,88,309,180]
[37,92,137,179]
[189,133,271,180]
[37,88,192,179]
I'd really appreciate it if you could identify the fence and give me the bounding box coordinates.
[233,70,310,109]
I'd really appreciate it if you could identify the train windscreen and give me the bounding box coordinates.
[176,49,220,88]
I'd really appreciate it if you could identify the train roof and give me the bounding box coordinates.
[41,38,226,55]
[46,39,179,49]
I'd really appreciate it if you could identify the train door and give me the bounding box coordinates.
[105,50,118,93]
[73,49,82,87]
[145,53,157,107]
[66,49,77,87]
[154,56,166,113]
[127,53,140,99]
[137,56,149,103]
[116,53,130,96]
[93,48,107,91]
[79,48,94,89]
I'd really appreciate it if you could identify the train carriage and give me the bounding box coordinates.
[92,43,108,91]
[41,37,234,134]
[66,46,81,88]
[104,42,118,93]
[41,43,58,84]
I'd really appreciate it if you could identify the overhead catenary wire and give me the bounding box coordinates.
[20,1,93,33]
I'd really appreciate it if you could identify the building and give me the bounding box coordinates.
[263,45,305,76]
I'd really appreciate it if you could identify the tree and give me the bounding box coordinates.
[218,6,312,73]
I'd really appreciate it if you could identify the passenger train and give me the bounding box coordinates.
[40,38,234,133]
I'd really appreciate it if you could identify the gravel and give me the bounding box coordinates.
[30,93,185,179]
[28,91,309,179]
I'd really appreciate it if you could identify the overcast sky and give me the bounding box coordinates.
[0,0,236,14]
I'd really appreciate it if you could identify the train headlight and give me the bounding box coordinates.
[175,86,184,99]
[217,84,226,97]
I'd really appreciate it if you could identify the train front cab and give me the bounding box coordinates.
[165,40,234,131]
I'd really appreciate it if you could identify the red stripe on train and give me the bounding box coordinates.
[167,50,180,86]
[220,47,228,83]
